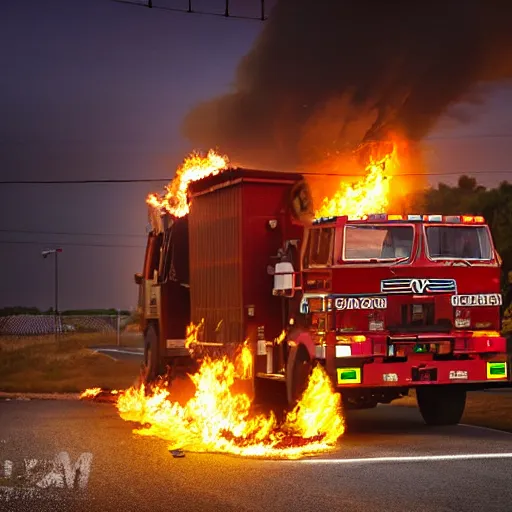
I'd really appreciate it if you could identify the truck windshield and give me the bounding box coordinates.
[425,225,492,260]
[343,225,414,261]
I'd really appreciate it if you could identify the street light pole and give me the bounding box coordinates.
[42,248,63,338]
[55,249,59,316]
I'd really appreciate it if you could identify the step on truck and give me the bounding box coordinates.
[135,168,510,426]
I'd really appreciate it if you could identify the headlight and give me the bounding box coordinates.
[335,345,352,358]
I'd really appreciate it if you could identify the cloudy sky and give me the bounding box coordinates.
[1,0,511,311]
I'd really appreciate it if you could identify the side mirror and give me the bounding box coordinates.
[273,261,296,298]
[134,273,143,285]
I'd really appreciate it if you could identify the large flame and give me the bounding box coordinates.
[147,149,229,217]
[314,141,400,219]
[116,353,344,459]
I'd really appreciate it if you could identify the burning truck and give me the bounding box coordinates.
[135,145,509,427]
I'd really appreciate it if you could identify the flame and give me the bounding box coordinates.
[80,387,101,399]
[185,318,205,350]
[147,150,229,217]
[314,141,400,219]
[116,354,344,459]
[79,388,121,400]
[275,330,286,345]
[234,340,253,380]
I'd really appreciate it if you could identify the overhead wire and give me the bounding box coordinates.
[109,0,268,22]
[1,168,512,184]
[0,228,146,238]
[0,239,145,249]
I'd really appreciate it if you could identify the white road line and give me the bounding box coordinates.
[459,424,512,436]
[93,348,143,356]
[298,453,512,464]
[93,351,118,361]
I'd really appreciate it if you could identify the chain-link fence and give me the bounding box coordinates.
[0,314,143,347]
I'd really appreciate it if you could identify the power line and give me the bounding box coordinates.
[0,228,146,238]
[302,170,512,178]
[3,133,512,146]
[0,178,169,184]
[1,169,512,184]
[0,240,145,249]
[110,0,268,21]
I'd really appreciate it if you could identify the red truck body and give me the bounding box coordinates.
[187,169,303,346]
[136,168,510,424]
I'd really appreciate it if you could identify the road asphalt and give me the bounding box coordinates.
[1,398,512,512]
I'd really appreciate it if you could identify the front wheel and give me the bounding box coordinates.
[286,345,313,406]
[416,386,466,426]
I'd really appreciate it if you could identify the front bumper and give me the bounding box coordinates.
[335,358,509,387]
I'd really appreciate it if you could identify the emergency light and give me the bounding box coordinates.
[313,214,486,224]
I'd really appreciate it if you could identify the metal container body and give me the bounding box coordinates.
[188,169,303,346]
[188,181,244,344]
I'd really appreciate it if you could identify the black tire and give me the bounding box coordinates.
[416,386,466,426]
[143,323,162,385]
[286,345,313,406]
[253,376,287,405]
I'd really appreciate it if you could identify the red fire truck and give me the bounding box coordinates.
[135,168,510,426]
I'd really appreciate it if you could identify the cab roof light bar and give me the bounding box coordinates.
[313,214,486,224]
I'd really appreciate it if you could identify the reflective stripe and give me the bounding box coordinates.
[487,362,507,379]
[337,367,361,384]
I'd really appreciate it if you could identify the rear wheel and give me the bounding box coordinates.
[416,386,466,426]
[143,323,162,385]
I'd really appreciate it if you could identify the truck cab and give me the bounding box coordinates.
[273,213,509,424]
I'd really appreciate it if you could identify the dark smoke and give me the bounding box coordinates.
[182,0,512,170]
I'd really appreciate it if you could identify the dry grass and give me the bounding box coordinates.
[394,389,512,432]
[0,333,143,393]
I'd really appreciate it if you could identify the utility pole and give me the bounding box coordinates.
[42,248,63,339]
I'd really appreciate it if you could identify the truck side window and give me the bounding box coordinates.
[308,228,333,266]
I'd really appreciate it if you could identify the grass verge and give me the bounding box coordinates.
[0,333,142,393]
[394,389,512,433]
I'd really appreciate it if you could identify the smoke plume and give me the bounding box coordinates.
[182,0,512,171]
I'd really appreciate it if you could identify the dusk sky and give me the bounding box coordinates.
[1,0,511,312]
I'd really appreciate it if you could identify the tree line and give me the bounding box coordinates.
[410,175,512,290]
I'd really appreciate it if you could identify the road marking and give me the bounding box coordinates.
[459,424,512,436]
[94,352,118,362]
[93,348,143,356]
[298,453,512,464]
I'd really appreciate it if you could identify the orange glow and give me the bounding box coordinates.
[234,340,253,380]
[336,334,367,343]
[79,388,121,400]
[275,330,287,345]
[471,331,500,338]
[185,318,205,350]
[314,141,402,220]
[116,353,344,459]
[462,215,485,224]
[79,387,102,399]
[147,150,228,217]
